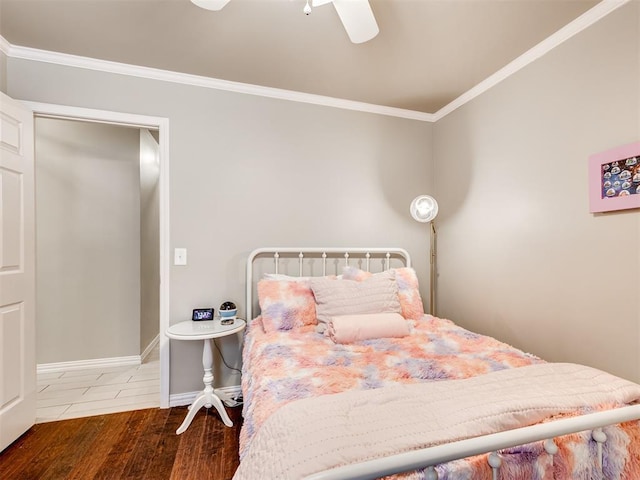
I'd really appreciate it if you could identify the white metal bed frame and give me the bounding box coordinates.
[246,247,411,321]
[244,247,640,480]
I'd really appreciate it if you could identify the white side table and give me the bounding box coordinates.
[166,318,246,434]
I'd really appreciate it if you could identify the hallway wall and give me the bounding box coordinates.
[35,118,141,363]
[139,129,161,353]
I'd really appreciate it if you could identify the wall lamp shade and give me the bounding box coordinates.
[410,195,438,223]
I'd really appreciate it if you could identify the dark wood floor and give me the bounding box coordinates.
[0,406,242,480]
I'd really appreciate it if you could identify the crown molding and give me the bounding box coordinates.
[5,41,434,122]
[0,0,627,124]
[432,0,630,121]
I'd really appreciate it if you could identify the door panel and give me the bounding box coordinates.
[1,304,23,405]
[0,92,35,452]
[1,167,22,269]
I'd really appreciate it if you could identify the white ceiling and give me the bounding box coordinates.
[0,0,603,114]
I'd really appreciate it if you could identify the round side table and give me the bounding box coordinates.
[166,318,246,434]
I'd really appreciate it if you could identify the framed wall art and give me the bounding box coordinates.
[589,141,640,213]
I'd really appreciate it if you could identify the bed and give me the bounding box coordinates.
[234,248,640,480]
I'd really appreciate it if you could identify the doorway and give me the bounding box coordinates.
[25,102,170,418]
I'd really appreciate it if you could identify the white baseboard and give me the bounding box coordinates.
[37,334,161,374]
[37,355,140,374]
[169,385,242,408]
[169,390,199,407]
[141,334,160,362]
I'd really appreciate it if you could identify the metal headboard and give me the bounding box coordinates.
[246,247,411,321]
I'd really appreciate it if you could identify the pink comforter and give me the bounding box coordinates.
[236,363,640,480]
[239,315,640,479]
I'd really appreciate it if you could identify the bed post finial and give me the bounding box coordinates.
[544,438,558,456]
[593,428,607,471]
[299,252,304,276]
[425,466,438,480]
[488,452,502,480]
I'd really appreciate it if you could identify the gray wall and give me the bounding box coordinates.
[433,2,640,381]
[139,129,161,352]
[35,118,141,363]
[8,64,433,392]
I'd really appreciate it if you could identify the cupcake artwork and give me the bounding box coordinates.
[589,142,640,213]
[601,158,639,199]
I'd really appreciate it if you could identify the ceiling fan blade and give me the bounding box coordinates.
[311,0,333,6]
[332,0,379,44]
[190,0,231,11]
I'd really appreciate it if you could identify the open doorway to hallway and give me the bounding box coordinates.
[33,118,161,422]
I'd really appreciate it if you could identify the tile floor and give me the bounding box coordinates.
[36,345,160,423]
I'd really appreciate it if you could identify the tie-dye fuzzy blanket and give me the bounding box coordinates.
[238,315,640,479]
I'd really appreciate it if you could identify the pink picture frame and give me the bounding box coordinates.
[589,141,640,213]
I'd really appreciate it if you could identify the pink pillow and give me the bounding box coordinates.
[310,271,401,333]
[342,266,425,320]
[257,279,317,332]
[327,313,410,344]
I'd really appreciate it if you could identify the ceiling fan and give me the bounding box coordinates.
[190,0,379,44]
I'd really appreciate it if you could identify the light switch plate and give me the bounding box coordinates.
[174,248,187,265]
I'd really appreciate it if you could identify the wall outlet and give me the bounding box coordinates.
[174,248,187,265]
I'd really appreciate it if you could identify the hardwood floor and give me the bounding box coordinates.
[0,406,242,480]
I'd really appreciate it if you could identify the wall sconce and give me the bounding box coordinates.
[409,195,438,316]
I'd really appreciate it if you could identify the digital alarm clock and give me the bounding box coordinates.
[192,308,214,321]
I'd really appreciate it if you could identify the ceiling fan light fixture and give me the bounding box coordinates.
[191,0,378,44]
[304,0,312,15]
[190,0,231,11]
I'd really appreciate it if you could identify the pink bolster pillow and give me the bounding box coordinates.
[327,313,410,344]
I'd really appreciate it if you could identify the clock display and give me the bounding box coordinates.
[192,308,214,321]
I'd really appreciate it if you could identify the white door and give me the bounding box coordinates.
[0,92,36,452]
